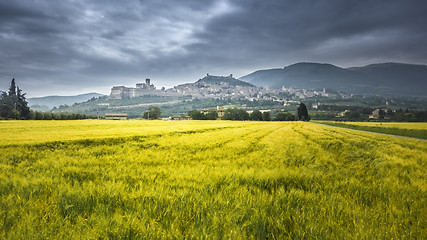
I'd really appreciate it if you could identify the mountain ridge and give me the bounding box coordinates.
[240,62,427,96]
[196,74,255,87]
[28,92,105,111]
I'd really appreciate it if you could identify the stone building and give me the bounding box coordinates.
[109,79,157,99]
[105,113,127,120]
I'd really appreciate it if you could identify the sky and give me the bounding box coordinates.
[1,0,426,97]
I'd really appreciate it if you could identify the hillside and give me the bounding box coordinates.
[28,92,105,111]
[348,63,427,95]
[240,62,427,96]
[196,75,255,87]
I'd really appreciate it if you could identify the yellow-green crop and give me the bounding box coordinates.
[315,121,427,139]
[0,120,426,239]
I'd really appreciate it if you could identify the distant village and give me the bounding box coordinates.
[31,73,424,122]
[106,75,406,121]
[109,74,350,106]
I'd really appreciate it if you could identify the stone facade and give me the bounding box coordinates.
[105,113,127,120]
[110,79,158,99]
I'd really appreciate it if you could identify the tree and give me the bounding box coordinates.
[275,112,295,121]
[250,110,263,121]
[206,111,218,120]
[35,111,44,120]
[344,111,361,121]
[8,78,16,96]
[378,109,386,119]
[16,86,30,119]
[11,109,20,119]
[143,106,161,119]
[297,103,310,121]
[0,79,30,119]
[28,110,36,120]
[223,108,249,121]
[0,92,13,118]
[43,112,52,120]
[188,110,206,120]
[262,111,271,121]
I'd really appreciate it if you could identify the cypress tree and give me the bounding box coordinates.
[8,78,16,96]
[297,103,310,121]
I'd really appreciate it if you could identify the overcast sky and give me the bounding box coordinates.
[1,0,426,97]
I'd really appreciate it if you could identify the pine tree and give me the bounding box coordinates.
[0,79,30,119]
[17,86,30,118]
[0,91,13,119]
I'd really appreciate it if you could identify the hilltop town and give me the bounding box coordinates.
[30,72,425,121]
[108,74,348,104]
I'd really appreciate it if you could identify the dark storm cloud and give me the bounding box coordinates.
[191,0,427,66]
[0,0,426,96]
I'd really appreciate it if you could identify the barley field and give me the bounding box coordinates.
[344,122,427,130]
[314,121,427,140]
[0,120,426,239]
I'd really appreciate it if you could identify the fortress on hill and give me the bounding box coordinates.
[110,78,158,99]
[109,74,262,100]
[108,74,272,100]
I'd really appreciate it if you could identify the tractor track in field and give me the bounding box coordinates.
[313,123,427,142]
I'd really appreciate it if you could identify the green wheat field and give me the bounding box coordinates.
[0,120,426,239]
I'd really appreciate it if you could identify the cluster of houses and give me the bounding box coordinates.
[369,108,394,120]
[108,75,348,106]
[335,108,396,120]
[105,76,355,120]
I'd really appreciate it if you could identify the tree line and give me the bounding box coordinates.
[188,103,310,121]
[0,79,97,120]
[312,105,427,122]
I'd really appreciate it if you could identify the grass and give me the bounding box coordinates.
[314,121,427,140]
[0,120,426,239]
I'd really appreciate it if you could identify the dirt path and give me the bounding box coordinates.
[312,123,427,142]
